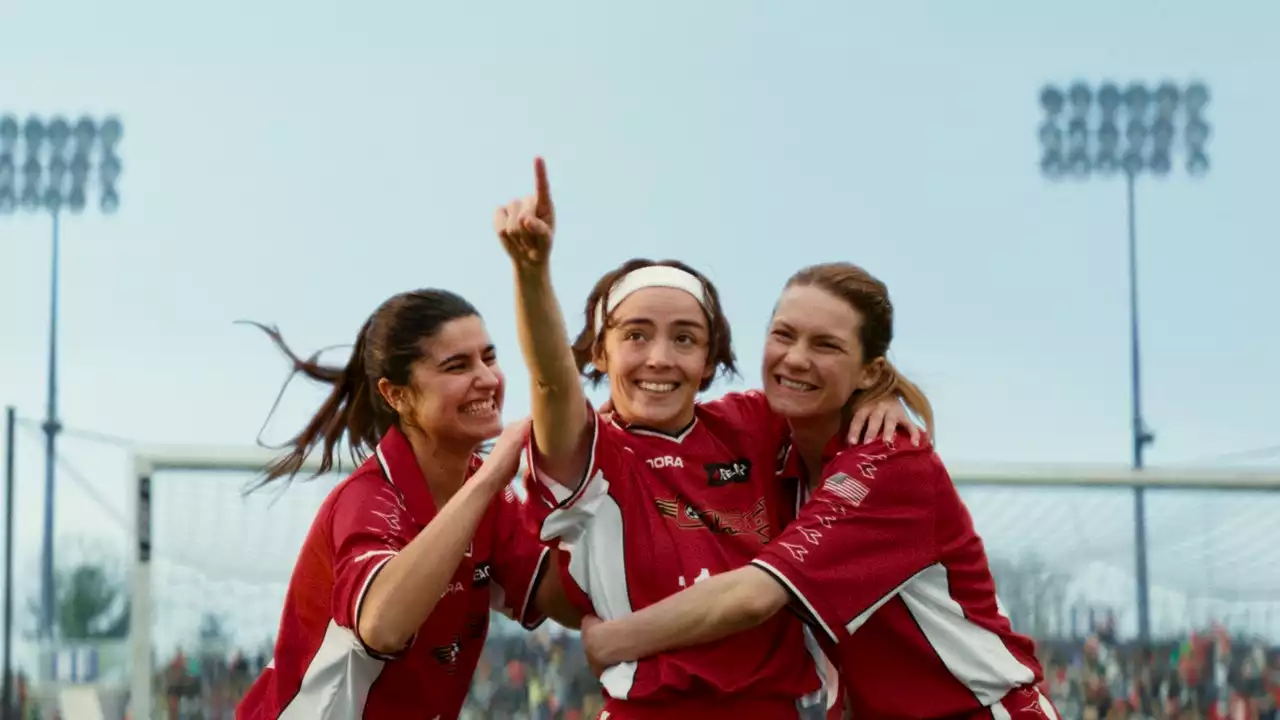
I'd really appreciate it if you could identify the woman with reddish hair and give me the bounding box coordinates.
[579,263,1058,720]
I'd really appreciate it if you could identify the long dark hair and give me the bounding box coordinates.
[245,288,480,487]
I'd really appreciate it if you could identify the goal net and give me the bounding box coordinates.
[127,444,341,720]
[124,444,1280,720]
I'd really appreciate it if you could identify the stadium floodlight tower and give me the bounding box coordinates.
[0,114,124,643]
[1036,81,1211,645]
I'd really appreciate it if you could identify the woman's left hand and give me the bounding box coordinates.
[849,396,923,446]
[579,615,609,678]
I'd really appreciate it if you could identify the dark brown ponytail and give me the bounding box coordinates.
[242,288,481,489]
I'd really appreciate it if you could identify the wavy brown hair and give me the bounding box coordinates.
[570,258,736,392]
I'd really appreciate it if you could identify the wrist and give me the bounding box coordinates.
[513,263,551,284]
[587,622,628,666]
[472,462,517,493]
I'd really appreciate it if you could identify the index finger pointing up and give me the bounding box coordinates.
[533,156,552,217]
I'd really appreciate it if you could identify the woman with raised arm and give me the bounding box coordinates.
[494,160,916,719]
[236,289,575,720]
[580,263,1058,720]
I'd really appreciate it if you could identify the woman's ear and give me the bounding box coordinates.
[858,357,887,390]
[377,377,408,416]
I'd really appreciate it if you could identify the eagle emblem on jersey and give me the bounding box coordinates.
[654,496,771,542]
[430,635,463,673]
[821,472,870,509]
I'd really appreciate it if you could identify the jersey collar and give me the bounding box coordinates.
[607,412,699,444]
[374,424,481,527]
[779,427,850,480]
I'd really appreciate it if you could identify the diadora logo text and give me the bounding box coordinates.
[646,455,685,469]
[705,458,752,486]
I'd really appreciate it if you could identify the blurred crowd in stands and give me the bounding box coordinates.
[8,613,1280,718]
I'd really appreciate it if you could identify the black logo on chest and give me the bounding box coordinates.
[472,561,492,588]
[704,458,752,487]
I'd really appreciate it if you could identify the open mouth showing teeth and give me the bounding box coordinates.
[460,399,498,415]
[777,376,817,392]
[636,381,678,394]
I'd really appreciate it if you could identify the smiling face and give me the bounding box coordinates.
[762,284,881,421]
[378,315,505,447]
[594,287,714,433]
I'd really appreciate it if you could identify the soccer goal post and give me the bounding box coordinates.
[128,444,330,720]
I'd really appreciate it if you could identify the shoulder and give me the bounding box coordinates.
[825,434,945,495]
[321,458,407,529]
[697,389,772,424]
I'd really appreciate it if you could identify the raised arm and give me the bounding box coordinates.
[581,566,789,668]
[495,158,592,483]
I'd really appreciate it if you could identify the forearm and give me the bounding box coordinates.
[512,265,589,468]
[357,468,504,653]
[532,549,584,629]
[588,567,787,665]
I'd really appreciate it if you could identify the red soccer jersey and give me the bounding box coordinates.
[237,425,550,720]
[525,391,823,719]
[752,433,1052,720]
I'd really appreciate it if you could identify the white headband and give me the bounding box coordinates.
[593,265,711,333]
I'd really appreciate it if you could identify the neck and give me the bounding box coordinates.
[618,406,696,436]
[788,413,844,488]
[401,425,475,505]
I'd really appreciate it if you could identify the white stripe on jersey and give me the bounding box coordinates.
[890,564,1037,706]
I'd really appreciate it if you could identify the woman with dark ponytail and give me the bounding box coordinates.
[237,289,572,720]
[580,263,1058,720]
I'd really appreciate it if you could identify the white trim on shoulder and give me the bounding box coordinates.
[351,553,402,661]
[517,545,552,630]
[750,559,839,645]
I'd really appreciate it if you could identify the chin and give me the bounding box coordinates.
[458,417,503,443]
[764,388,820,419]
[628,397,693,432]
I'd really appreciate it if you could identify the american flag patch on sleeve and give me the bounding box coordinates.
[822,472,870,508]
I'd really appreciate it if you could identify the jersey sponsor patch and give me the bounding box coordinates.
[472,561,492,588]
[822,472,870,508]
[704,458,752,486]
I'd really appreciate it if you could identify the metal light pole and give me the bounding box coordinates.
[0,114,123,642]
[1036,81,1211,644]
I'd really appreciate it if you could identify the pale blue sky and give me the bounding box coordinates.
[1,1,1277,657]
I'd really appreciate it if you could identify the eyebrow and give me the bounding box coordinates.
[773,320,847,346]
[436,344,496,366]
[616,317,707,331]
